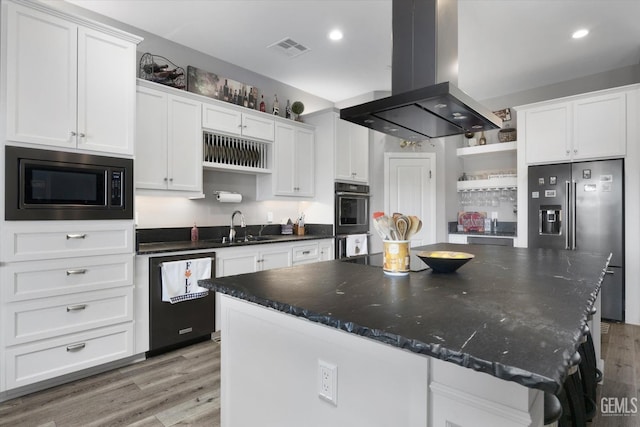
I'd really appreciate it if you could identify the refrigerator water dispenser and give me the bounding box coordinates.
[539,205,562,235]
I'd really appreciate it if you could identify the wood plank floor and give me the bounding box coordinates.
[1,323,639,426]
[0,339,220,427]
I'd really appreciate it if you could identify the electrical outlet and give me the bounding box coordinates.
[318,360,337,405]
[267,211,273,223]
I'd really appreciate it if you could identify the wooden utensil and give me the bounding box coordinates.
[396,216,410,240]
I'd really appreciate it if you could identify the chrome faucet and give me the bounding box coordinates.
[229,210,246,242]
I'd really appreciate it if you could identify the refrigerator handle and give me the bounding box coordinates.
[572,180,577,250]
[565,180,571,250]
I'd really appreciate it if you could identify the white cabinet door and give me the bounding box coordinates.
[523,102,571,164]
[76,27,136,155]
[217,250,259,277]
[350,125,370,183]
[202,103,274,141]
[5,2,136,155]
[135,86,168,190]
[335,117,369,183]
[167,95,202,192]
[242,112,275,141]
[573,92,626,160]
[259,247,292,271]
[291,242,319,265]
[135,84,202,193]
[202,103,242,135]
[318,240,334,261]
[5,2,77,149]
[448,234,468,244]
[294,126,315,197]
[273,123,297,195]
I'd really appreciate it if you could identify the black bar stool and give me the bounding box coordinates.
[544,392,562,425]
[557,351,587,427]
[577,326,599,420]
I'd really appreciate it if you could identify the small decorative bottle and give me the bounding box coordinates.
[191,222,199,242]
[272,95,279,116]
[259,95,266,112]
[285,99,292,119]
[479,131,487,145]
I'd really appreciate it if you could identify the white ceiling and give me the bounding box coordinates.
[65,0,640,103]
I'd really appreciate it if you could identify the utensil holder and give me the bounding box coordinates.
[293,225,305,236]
[383,240,410,276]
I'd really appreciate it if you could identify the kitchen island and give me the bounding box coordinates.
[201,243,608,427]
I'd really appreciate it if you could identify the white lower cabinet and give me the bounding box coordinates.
[292,242,320,265]
[216,239,334,276]
[216,244,291,277]
[319,240,334,261]
[213,238,334,332]
[5,323,133,390]
[448,234,468,244]
[1,220,135,395]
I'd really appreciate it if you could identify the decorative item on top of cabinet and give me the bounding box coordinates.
[139,53,185,89]
[291,101,305,121]
[186,65,259,109]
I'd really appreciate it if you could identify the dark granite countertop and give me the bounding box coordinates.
[201,243,609,394]
[137,234,333,255]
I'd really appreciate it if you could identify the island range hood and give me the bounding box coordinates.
[340,0,501,140]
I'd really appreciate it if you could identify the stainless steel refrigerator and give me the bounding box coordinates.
[528,159,624,321]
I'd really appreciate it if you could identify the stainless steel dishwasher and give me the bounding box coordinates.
[148,252,216,356]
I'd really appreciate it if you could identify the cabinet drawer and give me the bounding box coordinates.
[292,243,319,264]
[1,221,134,262]
[5,287,133,346]
[5,323,133,389]
[2,254,133,302]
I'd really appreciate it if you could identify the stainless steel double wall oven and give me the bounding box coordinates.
[334,182,370,258]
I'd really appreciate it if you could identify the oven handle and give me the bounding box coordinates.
[336,191,371,197]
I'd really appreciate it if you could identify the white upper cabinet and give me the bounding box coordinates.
[335,117,369,183]
[257,120,315,199]
[135,83,202,194]
[4,2,140,155]
[202,102,274,142]
[572,92,626,160]
[521,89,628,164]
[272,122,315,197]
[522,102,571,164]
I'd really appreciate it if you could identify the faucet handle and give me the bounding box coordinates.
[229,228,236,241]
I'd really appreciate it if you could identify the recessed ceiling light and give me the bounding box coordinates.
[572,29,589,39]
[329,29,343,41]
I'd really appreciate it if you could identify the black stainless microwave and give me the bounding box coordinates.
[5,146,133,220]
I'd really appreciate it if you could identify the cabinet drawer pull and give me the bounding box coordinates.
[70,131,77,137]
[66,269,87,276]
[66,343,86,352]
[66,304,87,312]
[605,270,615,275]
[78,132,86,138]
[302,250,311,255]
[66,233,87,240]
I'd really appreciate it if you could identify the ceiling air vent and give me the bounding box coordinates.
[267,37,310,58]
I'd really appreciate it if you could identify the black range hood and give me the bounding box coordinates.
[340,0,501,140]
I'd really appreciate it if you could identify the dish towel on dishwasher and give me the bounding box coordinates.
[346,234,368,257]
[161,257,211,304]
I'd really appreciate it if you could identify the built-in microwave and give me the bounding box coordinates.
[5,146,133,220]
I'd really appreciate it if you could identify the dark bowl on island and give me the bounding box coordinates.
[416,251,475,273]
